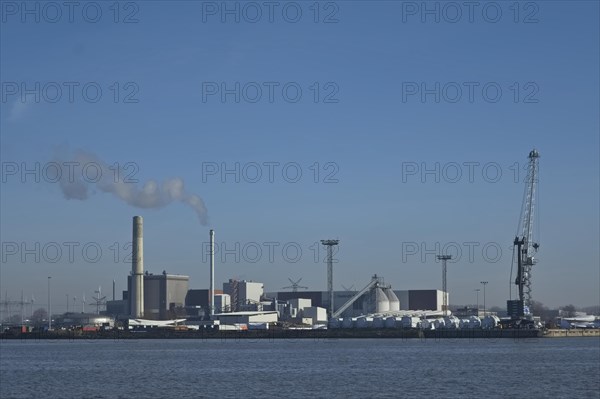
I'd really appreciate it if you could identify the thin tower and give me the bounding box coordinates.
[437,255,452,313]
[131,216,144,318]
[209,229,215,318]
[321,239,339,318]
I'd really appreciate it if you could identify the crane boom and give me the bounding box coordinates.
[514,149,540,309]
[332,275,382,318]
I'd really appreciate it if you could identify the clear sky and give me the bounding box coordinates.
[1,1,598,313]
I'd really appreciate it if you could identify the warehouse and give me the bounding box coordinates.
[214,311,278,325]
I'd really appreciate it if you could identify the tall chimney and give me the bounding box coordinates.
[131,216,144,318]
[210,229,215,318]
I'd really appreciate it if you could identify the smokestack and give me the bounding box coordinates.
[131,216,144,318]
[210,229,215,318]
[112,279,116,301]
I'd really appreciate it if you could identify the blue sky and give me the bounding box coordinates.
[1,1,598,312]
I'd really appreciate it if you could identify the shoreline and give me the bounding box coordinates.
[0,328,555,340]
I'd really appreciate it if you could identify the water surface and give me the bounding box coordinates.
[1,337,598,398]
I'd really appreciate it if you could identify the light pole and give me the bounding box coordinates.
[480,281,488,316]
[475,288,481,316]
[66,294,69,313]
[47,277,52,330]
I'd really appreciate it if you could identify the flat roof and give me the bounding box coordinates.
[213,311,277,316]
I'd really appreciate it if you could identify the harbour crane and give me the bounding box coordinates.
[282,278,308,292]
[511,149,540,316]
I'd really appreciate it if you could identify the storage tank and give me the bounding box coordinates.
[375,288,389,313]
[469,316,481,329]
[342,317,355,329]
[372,316,385,328]
[328,318,341,329]
[481,315,500,329]
[384,288,400,312]
[420,319,434,330]
[384,316,397,328]
[444,316,460,329]
[356,316,373,328]
[433,318,446,329]
[401,316,419,329]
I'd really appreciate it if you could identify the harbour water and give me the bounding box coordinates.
[1,338,598,398]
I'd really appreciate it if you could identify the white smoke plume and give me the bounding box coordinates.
[56,150,208,224]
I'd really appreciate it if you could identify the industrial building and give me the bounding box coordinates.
[136,272,189,320]
[185,289,226,316]
[303,307,327,325]
[397,290,447,312]
[106,272,190,320]
[268,289,447,317]
[214,311,278,325]
[102,219,443,329]
[102,217,191,321]
[223,279,264,311]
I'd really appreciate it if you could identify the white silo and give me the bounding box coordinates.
[384,288,400,312]
[375,288,389,313]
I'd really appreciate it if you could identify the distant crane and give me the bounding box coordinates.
[511,149,540,314]
[282,278,308,292]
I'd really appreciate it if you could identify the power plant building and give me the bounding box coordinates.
[126,272,189,320]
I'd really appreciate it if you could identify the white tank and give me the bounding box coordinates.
[481,315,500,329]
[469,316,481,328]
[356,316,373,328]
[444,316,460,329]
[434,318,446,329]
[401,316,419,329]
[342,317,355,329]
[384,288,400,312]
[375,288,389,313]
[372,316,385,328]
[384,316,397,328]
[328,318,341,329]
[420,319,434,330]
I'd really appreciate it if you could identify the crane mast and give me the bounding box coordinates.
[513,149,540,310]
